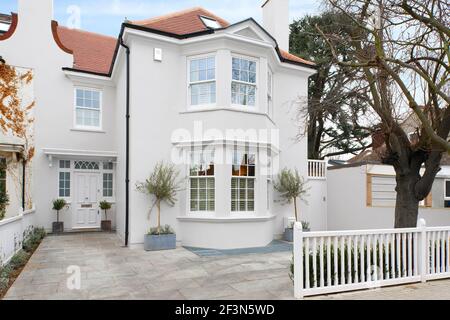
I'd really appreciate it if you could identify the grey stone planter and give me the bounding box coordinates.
[52,222,64,234]
[144,233,176,251]
[284,228,293,242]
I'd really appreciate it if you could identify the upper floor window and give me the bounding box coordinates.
[189,56,216,106]
[232,57,257,107]
[75,88,102,129]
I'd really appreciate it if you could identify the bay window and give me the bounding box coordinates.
[231,153,256,212]
[189,151,215,212]
[232,57,257,107]
[189,56,216,106]
[75,88,101,129]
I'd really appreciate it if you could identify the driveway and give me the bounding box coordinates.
[4,233,294,300]
[5,233,450,300]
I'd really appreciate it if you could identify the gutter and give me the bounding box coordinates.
[120,36,131,247]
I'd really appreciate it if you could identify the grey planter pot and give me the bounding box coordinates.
[52,222,64,234]
[144,233,176,251]
[101,220,112,232]
[284,228,293,242]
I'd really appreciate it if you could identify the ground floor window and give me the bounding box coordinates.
[103,173,113,197]
[189,151,215,212]
[231,153,255,212]
[445,180,450,208]
[59,160,71,198]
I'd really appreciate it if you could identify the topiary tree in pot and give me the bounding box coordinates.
[99,200,112,232]
[136,161,183,251]
[274,168,309,242]
[0,191,9,221]
[52,199,67,234]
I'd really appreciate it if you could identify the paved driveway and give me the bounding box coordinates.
[4,233,294,300]
[5,233,450,300]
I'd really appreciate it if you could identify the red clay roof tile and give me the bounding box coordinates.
[132,7,229,35]
[56,26,117,74]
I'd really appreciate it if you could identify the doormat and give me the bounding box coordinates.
[183,240,293,257]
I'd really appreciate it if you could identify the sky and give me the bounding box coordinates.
[0,0,322,36]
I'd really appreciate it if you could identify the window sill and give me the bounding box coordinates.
[180,106,275,124]
[71,128,106,134]
[177,215,276,223]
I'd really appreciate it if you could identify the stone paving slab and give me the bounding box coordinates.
[4,233,450,300]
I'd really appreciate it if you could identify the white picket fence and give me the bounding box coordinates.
[0,207,36,266]
[293,219,450,298]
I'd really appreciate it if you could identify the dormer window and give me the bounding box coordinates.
[200,16,221,29]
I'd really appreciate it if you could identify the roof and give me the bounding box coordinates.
[0,7,315,75]
[55,26,117,74]
[132,7,229,35]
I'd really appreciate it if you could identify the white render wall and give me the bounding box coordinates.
[120,31,311,247]
[327,165,450,230]
[0,0,118,231]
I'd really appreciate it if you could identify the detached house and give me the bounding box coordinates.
[0,0,323,249]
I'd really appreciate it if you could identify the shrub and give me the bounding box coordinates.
[274,168,308,222]
[136,161,183,234]
[52,199,67,222]
[99,200,112,220]
[9,251,30,269]
[149,224,174,235]
[23,227,46,253]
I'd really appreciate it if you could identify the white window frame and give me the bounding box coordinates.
[231,54,259,109]
[73,87,103,131]
[58,160,72,200]
[188,150,216,214]
[102,162,114,200]
[231,150,256,213]
[187,54,217,109]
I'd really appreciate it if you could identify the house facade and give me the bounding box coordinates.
[0,0,320,249]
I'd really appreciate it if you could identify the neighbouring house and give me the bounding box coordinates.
[327,113,450,231]
[0,0,326,249]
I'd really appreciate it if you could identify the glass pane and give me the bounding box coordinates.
[248,201,255,211]
[191,201,198,211]
[248,179,255,189]
[231,201,237,212]
[446,181,450,198]
[249,72,256,83]
[239,179,246,189]
[191,178,198,188]
[239,201,246,211]
[249,61,256,72]
[207,201,215,211]
[199,201,207,211]
[207,178,214,189]
[208,189,215,200]
[248,166,256,177]
[199,189,207,200]
[231,189,238,200]
[231,178,238,188]
[190,60,198,71]
[232,58,240,70]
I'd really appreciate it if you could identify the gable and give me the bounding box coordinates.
[234,27,264,41]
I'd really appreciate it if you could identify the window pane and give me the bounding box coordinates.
[446,181,450,198]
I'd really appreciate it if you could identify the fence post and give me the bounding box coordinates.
[418,218,427,283]
[294,222,304,299]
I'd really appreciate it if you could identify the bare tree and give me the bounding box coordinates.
[317,0,449,227]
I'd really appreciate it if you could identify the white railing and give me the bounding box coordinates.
[308,160,327,180]
[294,219,450,298]
[0,207,36,266]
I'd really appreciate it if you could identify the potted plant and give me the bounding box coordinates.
[136,161,182,251]
[52,198,67,233]
[274,168,308,242]
[0,191,9,221]
[99,200,112,231]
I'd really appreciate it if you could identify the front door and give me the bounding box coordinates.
[74,172,101,229]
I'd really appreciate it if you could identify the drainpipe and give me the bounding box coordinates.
[120,37,130,247]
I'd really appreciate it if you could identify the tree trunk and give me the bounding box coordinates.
[157,200,161,234]
[104,209,108,221]
[394,173,420,228]
[293,197,299,222]
[57,211,59,223]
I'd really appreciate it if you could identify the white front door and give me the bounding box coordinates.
[74,172,101,229]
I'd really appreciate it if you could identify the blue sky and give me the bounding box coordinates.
[0,0,321,36]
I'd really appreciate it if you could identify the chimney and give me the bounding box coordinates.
[262,0,290,51]
[18,0,54,32]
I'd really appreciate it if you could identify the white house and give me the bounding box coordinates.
[0,0,324,249]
